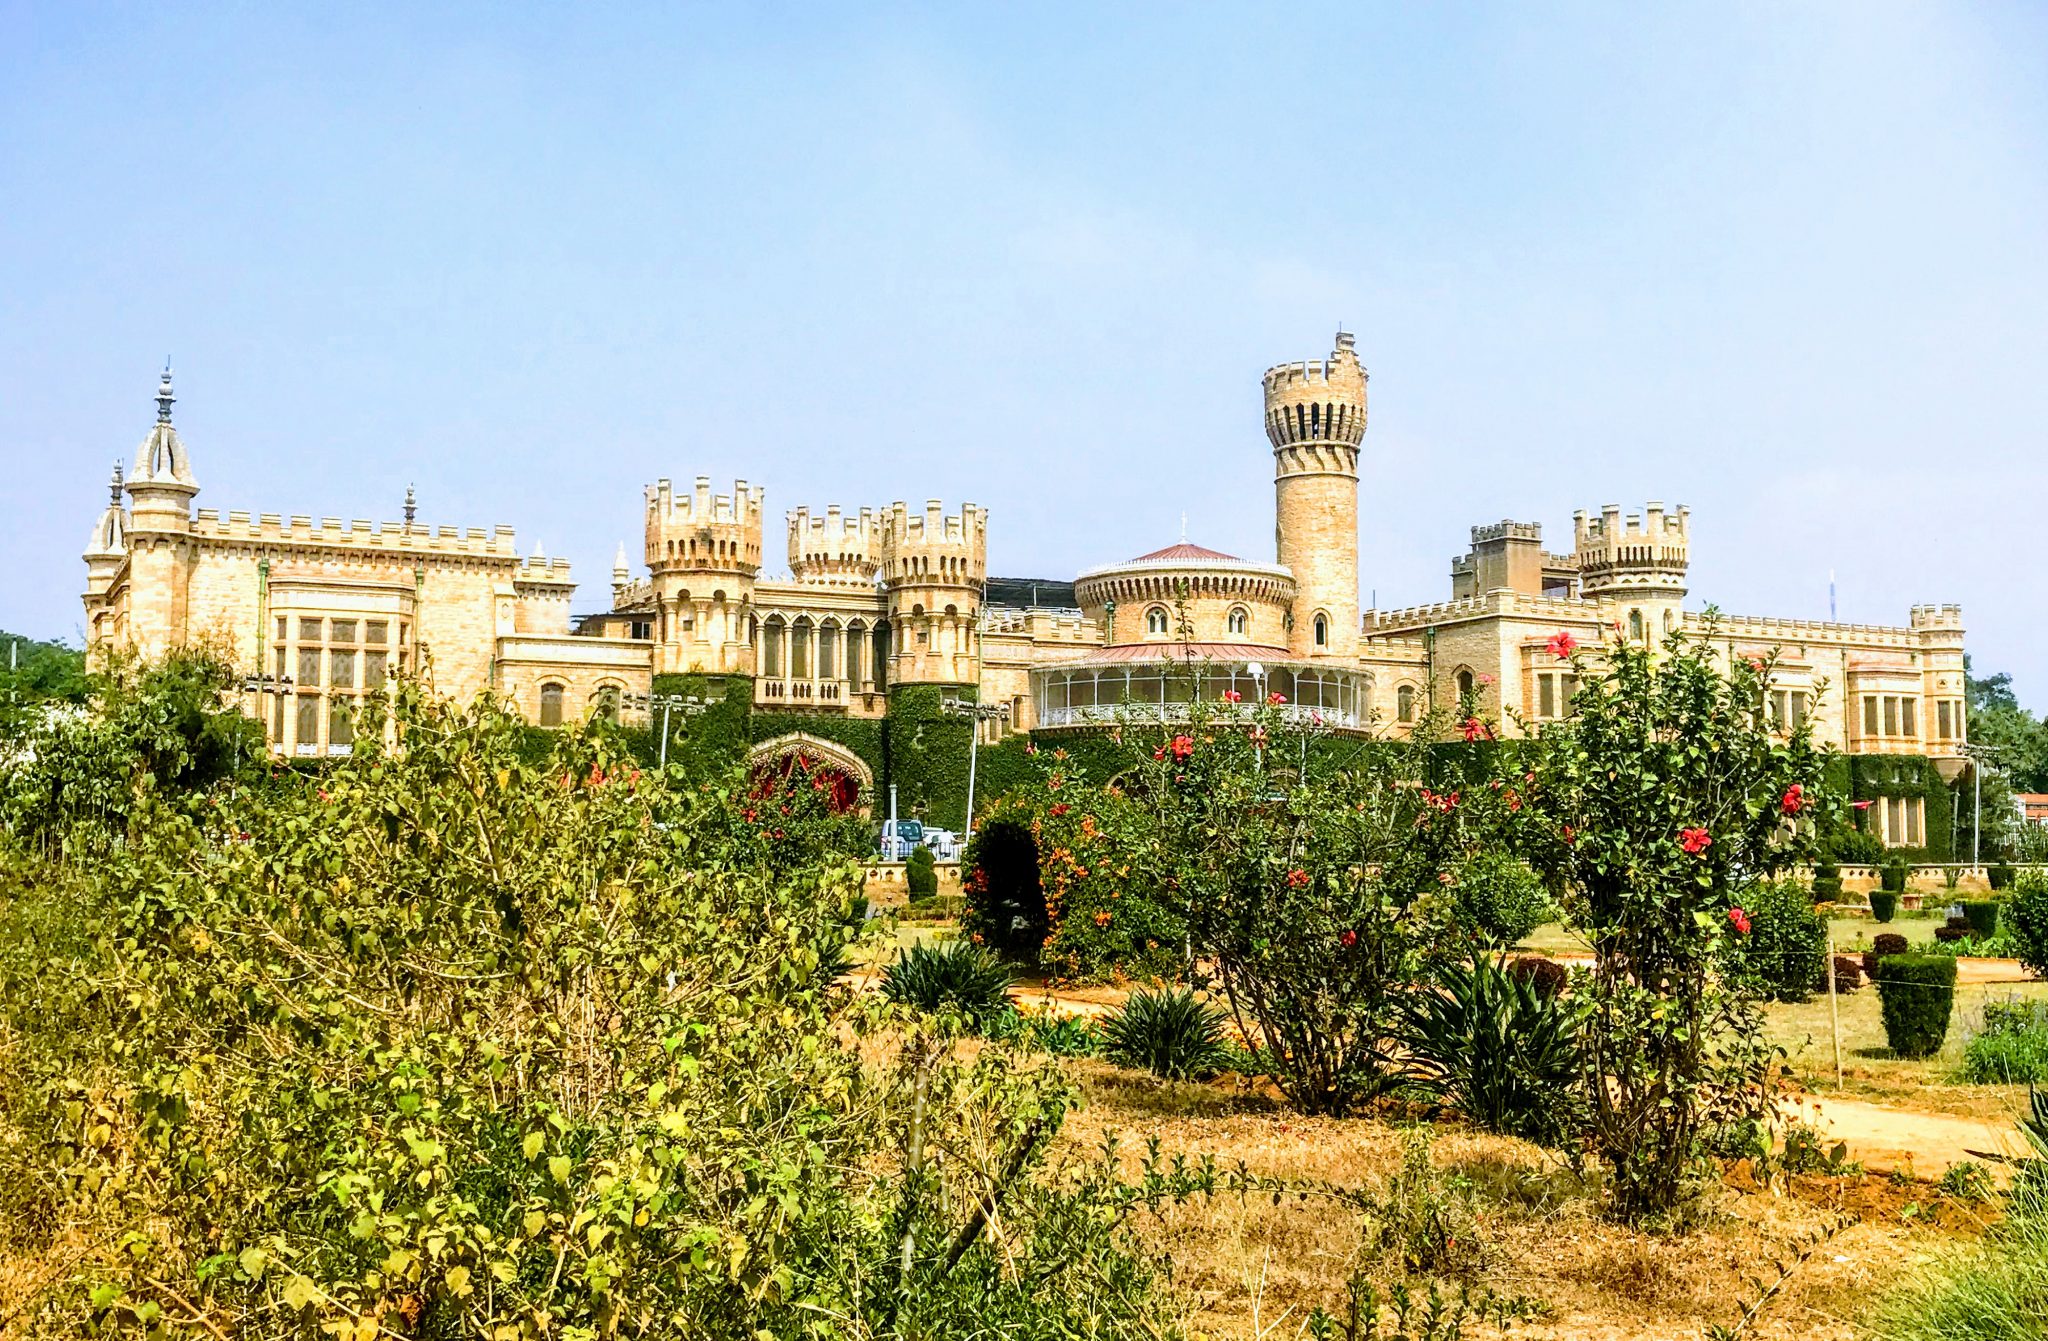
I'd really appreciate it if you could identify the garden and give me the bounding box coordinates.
[3,632,2048,1339]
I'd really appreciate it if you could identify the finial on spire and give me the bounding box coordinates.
[155,362,175,423]
[1180,511,1188,543]
[403,484,417,526]
[109,461,124,504]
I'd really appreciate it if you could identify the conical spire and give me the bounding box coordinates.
[132,363,196,489]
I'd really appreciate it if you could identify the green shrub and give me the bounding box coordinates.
[2008,871,2048,979]
[1881,856,1910,893]
[982,1006,1099,1057]
[1398,954,1582,1146]
[1811,874,1843,903]
[1451,852,1554,946]
[1506,955,1567,998]
[1988,862,2016,892]
[1727,878,1828,1003]
[881,938,1015,1025]
[1869,890,1898,923]
[960,812,1047,962]
[1867,1178,2048,1341]
[1874,954,1957,1059]
[1830,828,1885,866]
[1960,899,2001,938]
[905,843,939,900]
[1957,1000,2048,1085]
[1863,932,1910,982]
[1099,986,1234,1081]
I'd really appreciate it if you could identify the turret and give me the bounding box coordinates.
[879,499,988,684]
[642,476,764,675]
[83,462,130,595]
[1572,502,1690,643]
[119,367,198,657]
[125,365,197,536]
[611,542,631,603]
[788,504,884,587]
[1266,331,1364,658]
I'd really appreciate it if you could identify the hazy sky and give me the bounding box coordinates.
[4,4,2044,697]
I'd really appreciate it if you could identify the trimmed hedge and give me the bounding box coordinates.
[1880,857,1909,894]
[2011,871,2048,979]
[1869,890,1898,924]
[1989,863,2016,892]
[905,844,938,900]
[1960,899,2001,939]
[1874,954,1957,1059]
[1863,932,1910,984]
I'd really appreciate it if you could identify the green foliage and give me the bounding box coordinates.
[1863,933,1911,983]
[1851,755,1959,862]
[1960,899,2001,938]
[1828,827,1886,866]
[2009,871,2048,979]
[980,1006,1100,1057]
[881,937,1017,1025]
[1957,1000,2048,1085]
[1869,890,1899,923]
[1937,1160,1996,1203]
[1727,878,1829,1003]
[1099,986,1234,1081]
[1446,852,1553,946]
[0,631,90,734]
[1881,856,1910,893]
[1867,1179,2048,1341]
[905,841,938,899]
[961,809,1048,963]
[1528,622,1831,1220]
[1354,1130,1490,1282]
[1874,954,1958,1059]
[1988,862,2015,891]
[0,688,1184,1338]
[1397,954,1581,1146]
[1016,773,1187,986]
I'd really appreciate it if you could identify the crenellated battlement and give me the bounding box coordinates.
[1573,501,1690,596]
[788,504,884,586]
[879,499,988,589]
[983,607,1100,642]
[515,552,575,586]
[1264,330,1367,452]
[644,476,764,575]
[188,507,521,556]
[1910,604,1965,632]
[1472,520,1544,545]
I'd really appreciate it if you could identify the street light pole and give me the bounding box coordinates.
[619,691,708,770]
[940,697,1012,843]
[239,672,295,787]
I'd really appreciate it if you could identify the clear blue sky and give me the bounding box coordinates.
[4,4,2044,698]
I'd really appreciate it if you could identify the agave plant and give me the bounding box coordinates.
[881,938,1015,1026]
[1100,986,1235,1081]
[1397,953,1581,1145]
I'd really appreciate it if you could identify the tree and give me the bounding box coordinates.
[0,630,91,736]
[1526,621,1833,1220]
[1967,657,2048,794]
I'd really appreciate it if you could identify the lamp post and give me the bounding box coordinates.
[940,696,1012,843]
[1960,741,2007,874]
[239,672,294,782]
[619,691,708,770]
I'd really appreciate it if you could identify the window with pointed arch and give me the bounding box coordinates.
[539,682,565,727]
[1314,612,1329,647]
[1629,609,1645,643]
[1456,668,1476,700]
[1227,605,1249,636]
[1145,606,1169,636]
[1397,684,1416,724]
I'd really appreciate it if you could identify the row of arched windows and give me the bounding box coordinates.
[1136,603,1330,644]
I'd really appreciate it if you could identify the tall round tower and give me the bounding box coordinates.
[643,476,765,675]
[1266,331,1364,660]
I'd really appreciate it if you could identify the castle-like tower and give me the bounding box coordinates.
[118,368,200,658]
[1572,502,1690,643]
[643,476,764,675]
[879,500,988,685]
[1266,332,1364,659]
[788,504,883,588]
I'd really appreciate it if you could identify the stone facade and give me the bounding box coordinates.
[84,339,1972,849]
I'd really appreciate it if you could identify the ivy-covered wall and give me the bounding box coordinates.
[1829,753,1959,861]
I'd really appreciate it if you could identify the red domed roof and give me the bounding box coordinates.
[1128,541,1241,563]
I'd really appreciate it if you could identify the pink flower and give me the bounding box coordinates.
[1780,783,1805,816]
[1679,827,1713,856]
[317,788,330,803]
[1477,673,1494,686]
[1222,689,1242,704]
[1728,907,1751,936]
[1745,656,1765,673]
[1852,799,1874,811]
[1268,692,1287,705]
[1461,717,1493,743]
[1547,630,1577,660]
[1170,734,1195,761]
[1250,726,1268,747]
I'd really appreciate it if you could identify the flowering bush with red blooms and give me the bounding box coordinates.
[1519,617,1837,1220]
[721,755,871,874]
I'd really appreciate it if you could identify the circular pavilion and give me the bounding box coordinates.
[1031,541,1372,732]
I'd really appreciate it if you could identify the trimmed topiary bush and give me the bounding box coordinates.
[1727,878,1828,1002]
[1874,954,1957,1059]
[1453,851,1555,945]
[2010,871,2048,980]
[1507,955,1567,999]
[1881,856,1910,894]
[1960,899,2001,939]
[1864,932,1910,983]
[1099,986,1234,1081]
[1934,916,1971,944]
[1869,890,1899,923]
[905,843,939,901]
[1832,955,1865,993]
[1811,858,1843,904]
[1989,862,2016,892]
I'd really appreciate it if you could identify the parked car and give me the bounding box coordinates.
[877,820,959,862]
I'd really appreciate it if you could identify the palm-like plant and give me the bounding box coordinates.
[881,938,1015,1025]
[1398,953,1581,1145]
[1100,986,1235,1081]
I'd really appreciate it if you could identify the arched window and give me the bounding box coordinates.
[1145,606,1169,636]
[1397,685,1415,724]
[1663,608,1677,634]
[762,616,785,677]
[1227,606,1249,635]
[818,620,839,679]
[792,617,813,679]
[1314,613,1329,647]
[539,682,564,727]
[1629,609,1645,643]
[1457,669,1475,699]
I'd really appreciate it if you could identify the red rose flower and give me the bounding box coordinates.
[1546,630,1577,660]
[1679,826,1713,855]
[1780,783,1804,816]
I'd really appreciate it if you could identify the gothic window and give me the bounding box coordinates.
[1628,609,1645,643]
[539,683,564,727]
[1145,606,1169,636]
[792,618,812,679]
[1314,613,1328,647]
[762,617,785,677]
[1456,669,1475,700]
[1397,685,1415,724]
[819,621,838,679]
[295,695,319,753]
[1228,606,1249,635]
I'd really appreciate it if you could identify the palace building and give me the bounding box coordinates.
[83,336,1971,848]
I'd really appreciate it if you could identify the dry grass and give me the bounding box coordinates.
[1060,1060,1990,1341]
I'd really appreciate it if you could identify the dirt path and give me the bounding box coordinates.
[1783,1092,2028,1179]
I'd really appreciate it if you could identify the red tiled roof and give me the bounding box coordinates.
[1128,541,1242,563]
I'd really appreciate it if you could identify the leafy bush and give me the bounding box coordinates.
[882,938,1016,1025]
[1449,851,1554,946]
[1830,828,1885,866]
[1864,932,1910,983]
[1868,1177,2048,1341]
[906,842,939,899]
[1957,1000,2048,1084]
[1869,890,1899,923]
[961,810,1047,962]
[1960,899,2001,938]
[1832,955,1865,993]
[1099,985,1234,1081]
[1726,878,1829,1003]
[1934,916,1971,944]
[1356,1129,1489,1280]
[1874,954,1958,1059]
[1922,928,2023,959]
[1398,954,1582,1146]
[1507,955,1567,999]
[1989,862,2016,892]
[2008,871,2048,979]
[1881,856,1910,893]
[982,1006,1100,1057]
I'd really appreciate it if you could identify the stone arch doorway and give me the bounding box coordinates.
[746,732,872,813]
